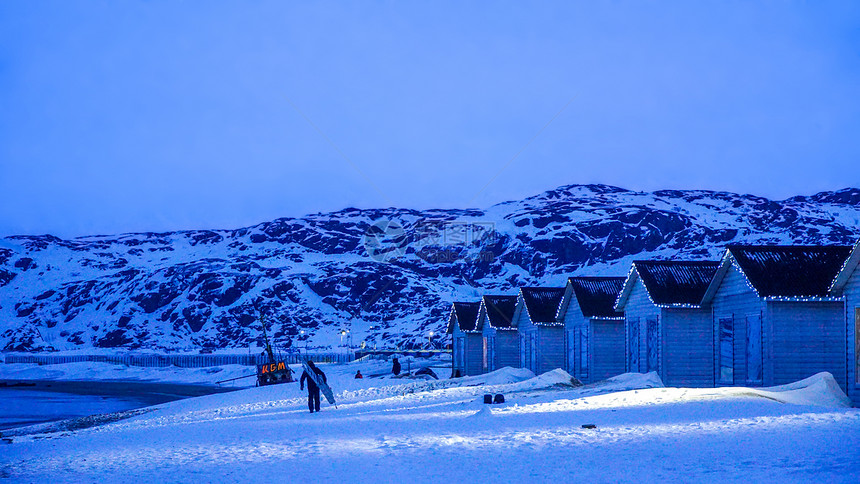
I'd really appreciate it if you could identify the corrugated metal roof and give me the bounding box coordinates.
[452,301,481,332]
[729,245,852,298]
[521,287,565,323]
[482,295,518,329]
[635,261,720,306]
[568,276,626,318]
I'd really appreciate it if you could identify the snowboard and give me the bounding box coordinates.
[301,360,336,406]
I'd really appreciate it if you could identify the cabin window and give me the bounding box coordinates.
[579,326,589,379]
[627,318,640,372]
[646,318,658,373]
[746,314,762,383]
[530,333,538,372]
[719,317,734,385]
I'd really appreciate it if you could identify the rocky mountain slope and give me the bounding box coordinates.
[1,184,859,352]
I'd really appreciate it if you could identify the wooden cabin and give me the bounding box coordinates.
[701,245,852,391]
[477,295,520,373]
[447,301,482,377]
[514,287,566,375]
[559,276,627,383]
[829,239,860,405]
[615,260,720,387]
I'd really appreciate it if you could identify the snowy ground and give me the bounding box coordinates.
[1,360,859,483]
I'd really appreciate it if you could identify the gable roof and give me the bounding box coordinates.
[616,260,720,309]
[520,287,565,324]
[481,295,518,329]
[446,301,481,333]
[726,245,852,298]
[830,239,860,294]
[568,276,626,319]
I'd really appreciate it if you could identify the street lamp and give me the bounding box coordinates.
[428,331,435,350]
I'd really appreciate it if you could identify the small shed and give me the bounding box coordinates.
[514,287,566,375]
[615,260,720,387]
[829,239,860,405]
[702,245,852,391]
[447,301,482,377]
[477,295,519,372]
[559,276,626,383]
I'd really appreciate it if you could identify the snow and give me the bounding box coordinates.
[2,360,859,482]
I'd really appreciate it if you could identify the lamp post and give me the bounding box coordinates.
[300,330,307,354]
[428,331,435,350]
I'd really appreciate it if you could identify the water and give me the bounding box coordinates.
[0,388,149,429]
[0,381,235,431]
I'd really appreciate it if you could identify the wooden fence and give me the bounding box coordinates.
[2,352,355,368]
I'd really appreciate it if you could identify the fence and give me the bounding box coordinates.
[2,352,355,368]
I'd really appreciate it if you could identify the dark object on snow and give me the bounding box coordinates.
[254,308,294,386]
[483,394,493,404]
[300,361,328,413]
[355,370,363,379]
[581,424,597,429]
[493,394,505,404]
[415,367,438,379]
[452,369,462,378]
[392,358,401,376]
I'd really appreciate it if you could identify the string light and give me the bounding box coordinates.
[830,239,860,293]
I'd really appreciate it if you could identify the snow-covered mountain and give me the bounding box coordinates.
[1,184,859,352]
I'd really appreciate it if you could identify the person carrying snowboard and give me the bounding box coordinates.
[300,360,327,413]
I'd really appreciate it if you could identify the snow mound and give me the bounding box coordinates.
[503,368,580,392]
[458,367,535,386]
[754,372,851,408]
[600,371,665,392]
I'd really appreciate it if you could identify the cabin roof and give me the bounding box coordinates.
[568,276,626,318]
[481,295,518,329]
[829,239,860,294]
[447,301,481,333]
[618,260,720,309]
[520,287,566,323]
[728,245,852,298]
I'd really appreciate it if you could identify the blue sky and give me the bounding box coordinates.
[1,1,859,238]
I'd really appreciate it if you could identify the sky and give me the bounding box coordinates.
[1,1,859,238]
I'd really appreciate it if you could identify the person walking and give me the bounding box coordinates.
[392,357,401,376]
[300,360,327,413]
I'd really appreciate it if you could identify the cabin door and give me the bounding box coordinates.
[746,314,763,384]
[482,337,488,373]
[456,338,465,374]
[855,308,860,384]
[579,325,589,381]
[564,330,573,374]
[646,318,658,373]
[627,318,640,373]
[718,318,734,385]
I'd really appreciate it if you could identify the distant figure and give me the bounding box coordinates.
[392,357,401,376]
[300,360,327,413]
[355,370,363,379]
